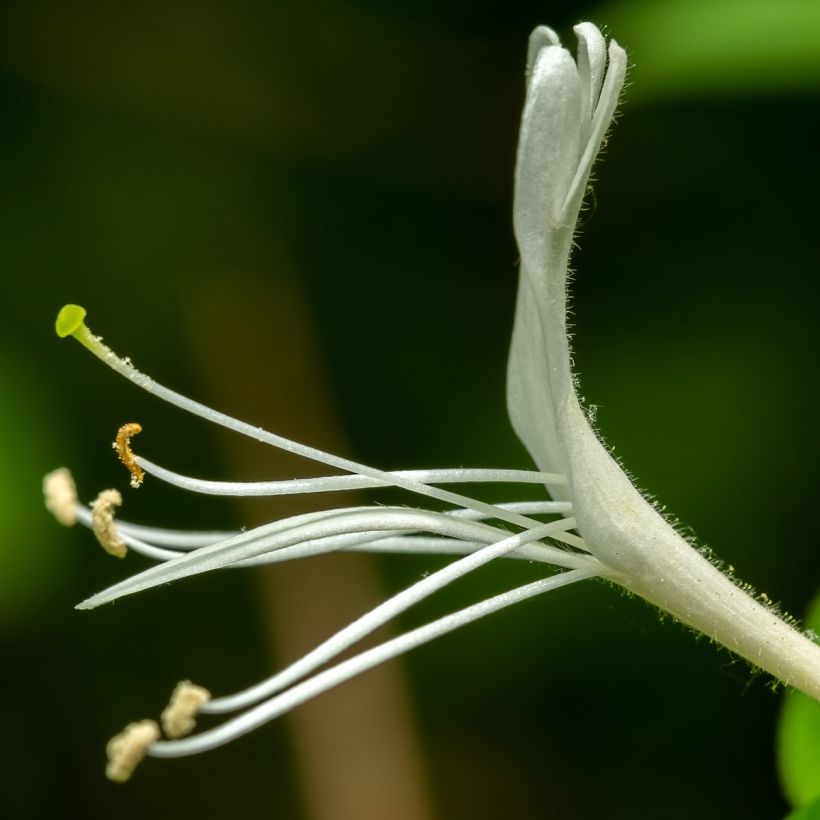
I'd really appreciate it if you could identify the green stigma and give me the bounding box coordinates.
[56,304,87,338]
[55,304,100,354]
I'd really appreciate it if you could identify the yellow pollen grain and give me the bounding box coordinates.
[113,422,145,488]
[90,489,127,559]
[106,720,160,783]
[43,467,78,527]
[161,680,212,739]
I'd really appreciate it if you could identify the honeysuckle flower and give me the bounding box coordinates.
[45,22,820,781]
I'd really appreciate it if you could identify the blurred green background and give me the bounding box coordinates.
[1,0,818,818]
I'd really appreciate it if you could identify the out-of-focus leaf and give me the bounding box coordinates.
[786,793,820,820]
[595,0,820,98]
[778,591,820,808]
[0,353,72,627]
[0,0,512,196]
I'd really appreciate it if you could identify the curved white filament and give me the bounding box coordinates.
[77,510,597,610]
[72,326,564,533]
[200,519,597,715]
[135,457,567,497]
[149,566,599,757]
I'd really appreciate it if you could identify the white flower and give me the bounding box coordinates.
[46,22,820,781]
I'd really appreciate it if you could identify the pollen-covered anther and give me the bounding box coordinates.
[113,422,145,488]
[43,467,78,527]
[161,680,212,738]
[90,489,127,558]
[105,719,160,783]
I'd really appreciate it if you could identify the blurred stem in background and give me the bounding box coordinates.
[187,271,432,820]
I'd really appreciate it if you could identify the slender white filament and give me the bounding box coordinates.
[136,456,566,497]
[77,503,576,566]
[77,510,598,610]
[130,499,573,547]
[149,566,599,757]
[200,518,591,715]
[75,508,182,561]
[72,499,583,567]
[113,522,233,549]
[74,327,565,533]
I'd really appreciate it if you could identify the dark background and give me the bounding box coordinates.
[1,1,818,818]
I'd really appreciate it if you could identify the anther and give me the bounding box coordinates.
[90,489,127,558]
[161,680,212,738]
[43,467,78,527]
[106,720,160,783]
[114,423,145,488]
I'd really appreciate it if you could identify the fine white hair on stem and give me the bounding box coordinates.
[149,566,599,757]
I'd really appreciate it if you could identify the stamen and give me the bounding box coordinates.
[113,423,145,489]
[161,680,211,738]
[105,719,160,782]
[136,456,567,497]
[43,467,78,527]
[89,489,127,558]
[76,506,183,561]
[71,500,574,563]
[76,509,592,610]
[117,500,568,551]
[201,518,589,715]
[150,566,599,757]
[337,534,543,559]
[55,306,567,532]
[74,501,572,567]
[113,521,232,549]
